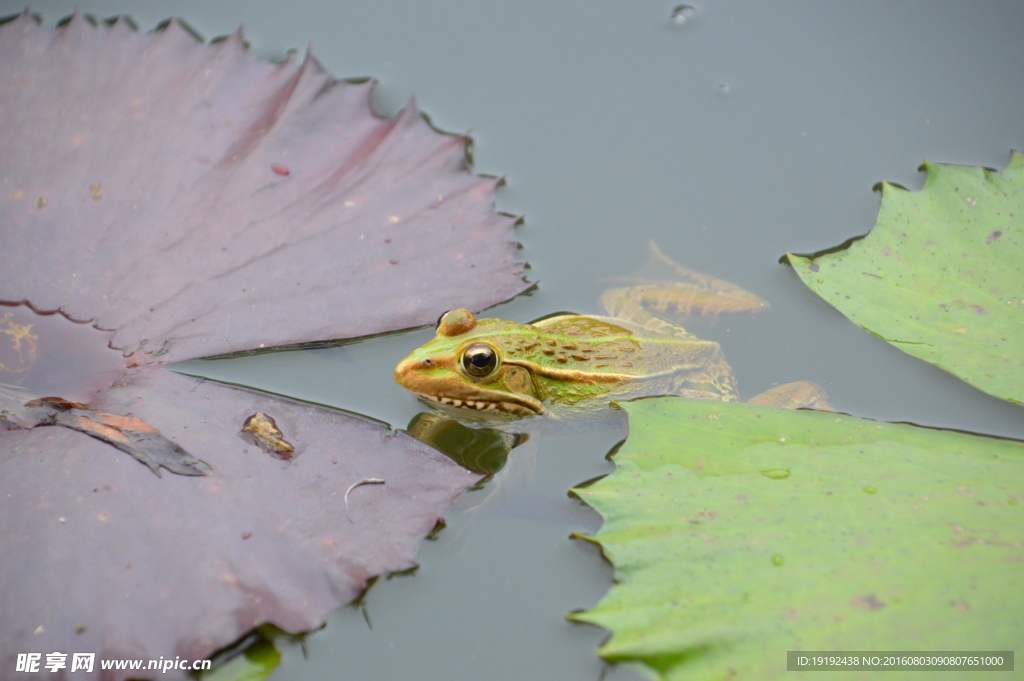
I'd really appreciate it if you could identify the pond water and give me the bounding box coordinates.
[7,1,1024,679]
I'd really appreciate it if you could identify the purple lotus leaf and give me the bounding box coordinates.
[0,11,526,679]
[0,11,526,364]
[1,368,479,677]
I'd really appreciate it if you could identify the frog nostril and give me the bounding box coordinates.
[423,359,434,366]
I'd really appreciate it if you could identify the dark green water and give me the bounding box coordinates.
[8,1,1023,679]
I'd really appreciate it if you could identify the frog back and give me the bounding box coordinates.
[527,314,737,405]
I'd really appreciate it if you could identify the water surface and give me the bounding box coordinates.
[8,1,1023,678]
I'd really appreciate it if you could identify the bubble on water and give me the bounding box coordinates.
[717,83,732,95]
[670,5,697,26]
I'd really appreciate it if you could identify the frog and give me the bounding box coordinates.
[394,241,830,418]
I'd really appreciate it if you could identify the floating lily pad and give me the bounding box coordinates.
[786,153,1024,405]
[0,12,526,363]
[0,12,525,677]
[2,368,479,676]
[570,397,1024,680]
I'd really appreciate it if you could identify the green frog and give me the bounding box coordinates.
[394,242,829,418]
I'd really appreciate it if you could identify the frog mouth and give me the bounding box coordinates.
[414,392,543,416]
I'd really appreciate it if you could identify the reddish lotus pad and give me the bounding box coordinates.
[0,12,526,365]
[0,12,525,678]
[0,304,125,404]
[0,369,479,676]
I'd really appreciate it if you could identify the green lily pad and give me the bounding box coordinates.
[786,152,1024,405]
[570,397,1024,681]
[199,637,280,681]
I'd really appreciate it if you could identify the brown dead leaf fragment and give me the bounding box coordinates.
[242,412,295,458]
[1,382,212,477]
[0,11,528,679]
[57,410,212,477]
[22,397,88,411]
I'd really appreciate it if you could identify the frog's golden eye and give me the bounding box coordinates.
[435,311,450,331]
[462,343,498,377]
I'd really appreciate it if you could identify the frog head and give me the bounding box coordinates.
[394,309,546,417]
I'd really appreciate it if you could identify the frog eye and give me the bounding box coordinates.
[435,311,450,331]
[462,343,498,377]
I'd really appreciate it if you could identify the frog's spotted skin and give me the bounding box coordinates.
[394,308,738,418]
[394,242,829,418]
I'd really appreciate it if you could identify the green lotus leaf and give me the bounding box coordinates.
[786,152,1024,405]
[570,397,1024,681]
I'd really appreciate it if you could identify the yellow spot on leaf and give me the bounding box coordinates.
[0,313,38,373]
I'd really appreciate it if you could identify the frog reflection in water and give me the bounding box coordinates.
[394,241,830,418]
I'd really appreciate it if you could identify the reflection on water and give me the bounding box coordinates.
[406,411,527,476]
